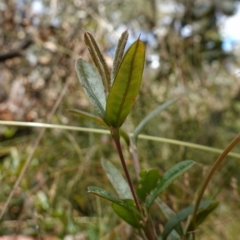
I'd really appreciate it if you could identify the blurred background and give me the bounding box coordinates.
[0,0,240,239]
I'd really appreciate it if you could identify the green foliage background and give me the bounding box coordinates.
[0,0,240,239]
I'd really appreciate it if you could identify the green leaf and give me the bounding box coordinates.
[162,201,217,240]
[101,159,133,199]
[156,198,176,220]
[84,31,111,94]
[112,199,141,228]
[119,129,130,148]
[111,30,129,84]
[106,38,145,128]
[87,186,141,218]
[187,201,218,233]
[133,99,178,142]
[75,58,106,120]
[69,109,108,127]
[137,169,160,202]
[146,160,196,210]
[155,198,182,238]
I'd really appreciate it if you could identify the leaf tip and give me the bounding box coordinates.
[87,186,92,193]
[75,57,82,68]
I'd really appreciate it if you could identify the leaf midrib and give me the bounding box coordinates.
[78,60,106,118]
[116,40,140,127]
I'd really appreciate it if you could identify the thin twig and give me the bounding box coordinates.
[113,134,142,215]
[191,133,240,239]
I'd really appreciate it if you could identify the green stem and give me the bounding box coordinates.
[112,128,142,215]
[191,133,240,239]
[129,139,141,180]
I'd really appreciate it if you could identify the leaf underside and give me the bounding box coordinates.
[111,30,129,84]
[84,31,111,94]
[102,159,133,199]
[155,198,183,237]
[75,58,107,120]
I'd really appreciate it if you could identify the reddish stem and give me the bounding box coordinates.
[191,133,240,239]
[111,128,142,214]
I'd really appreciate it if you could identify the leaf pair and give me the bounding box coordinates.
[88,159,142,228]
[162,200,218,240]
[75,31,145,128]
[87,186,142,228]
[89,159,196,228]
[134,160,197,210]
